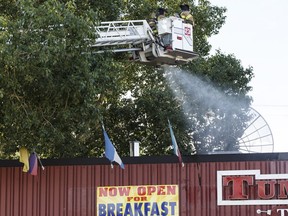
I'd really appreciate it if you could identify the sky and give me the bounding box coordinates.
[208,0,288,152]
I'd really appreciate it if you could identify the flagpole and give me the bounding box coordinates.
[36,153,45,170]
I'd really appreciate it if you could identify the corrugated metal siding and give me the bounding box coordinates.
[1,157,288,216]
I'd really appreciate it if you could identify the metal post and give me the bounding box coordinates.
[130,141,140,157]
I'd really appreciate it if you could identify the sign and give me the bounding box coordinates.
[271,206,288,216]
[184,26,191,36]
[97,185,179,216]
[257,206,288,216]
[217,170,288,205]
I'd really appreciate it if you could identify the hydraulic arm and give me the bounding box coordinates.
[92,17,198,66]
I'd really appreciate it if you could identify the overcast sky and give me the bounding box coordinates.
[208,0,288,152]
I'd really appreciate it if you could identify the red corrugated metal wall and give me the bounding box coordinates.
[0,156,287,216]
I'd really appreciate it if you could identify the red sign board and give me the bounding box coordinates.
[217,170,288,205]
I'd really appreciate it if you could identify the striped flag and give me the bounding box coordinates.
[102,126,125,169]
[168,120,184,167]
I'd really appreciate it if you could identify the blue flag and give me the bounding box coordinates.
[102,126,124,169]
[168,120,184,166]
[28,152,38,176]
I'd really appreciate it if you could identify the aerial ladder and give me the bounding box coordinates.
[91,16,198,66]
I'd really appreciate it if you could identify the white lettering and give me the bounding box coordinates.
[277,209,288,216]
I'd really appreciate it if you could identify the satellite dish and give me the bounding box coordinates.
[238,107,274,153]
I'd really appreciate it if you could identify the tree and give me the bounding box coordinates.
[103,65,193,156]
[0,0,254,158]
[0,0,118,158]
[105,0,253,154]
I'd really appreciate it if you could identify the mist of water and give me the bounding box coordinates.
[163,66,249,153]
[164,66,244,113]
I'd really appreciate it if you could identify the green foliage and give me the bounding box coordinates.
[0,0,18,19]
[103,65,192,156]
[0,0,254,158]
[193,0,227,56]
[0,0,104,158]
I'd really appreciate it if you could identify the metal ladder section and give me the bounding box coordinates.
[92,20,153,47]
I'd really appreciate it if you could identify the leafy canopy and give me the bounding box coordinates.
[0,0,254,158]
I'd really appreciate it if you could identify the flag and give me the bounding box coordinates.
[19,147,30,172]
[168,120,184,166]
[102,126,125,169]
[28,152,38,176]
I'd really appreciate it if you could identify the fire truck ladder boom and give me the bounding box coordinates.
[91,20,154,52]
[91,17,198,65]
